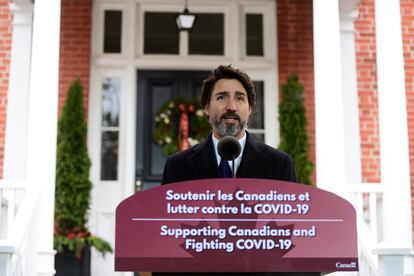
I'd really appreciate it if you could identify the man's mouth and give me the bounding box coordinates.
[221,113,240,123]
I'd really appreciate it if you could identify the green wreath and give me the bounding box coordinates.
[154,96,210,156]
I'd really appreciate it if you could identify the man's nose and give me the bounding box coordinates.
[226,97,237,111]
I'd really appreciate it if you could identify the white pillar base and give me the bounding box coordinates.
[0,254,11,276]
[36,249,56,275]
[372,243,412,276]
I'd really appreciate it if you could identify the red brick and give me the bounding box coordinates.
[277,0,316,184]
[355,0,381,184]
[59,0,92,117]
[0,0,13,178]
[400,0,414,241]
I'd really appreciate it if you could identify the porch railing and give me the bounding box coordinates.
[0,180,47,276]
[0,180,392,276]
[344,183,384,276]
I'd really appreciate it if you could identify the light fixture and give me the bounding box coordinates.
[176,0,196,31]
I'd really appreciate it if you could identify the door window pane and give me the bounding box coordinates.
[102,78,120,127]
[104,10,122,53]
[144,12,179,54]
[249,81,265,142]
[100,77,120,180]
[250,81,264,129]
[101,131,119,180]
[189,13,224,55]
[246,14,263,56]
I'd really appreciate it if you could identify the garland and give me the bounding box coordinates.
[154,96,210,156]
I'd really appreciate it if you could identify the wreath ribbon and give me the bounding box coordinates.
[178,104,190,151]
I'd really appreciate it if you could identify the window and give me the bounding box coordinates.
[189,13,224,55]
[144,12,179,54]
[103,10,122,53]
[249,81,265,142]
[142,11,224,56]
[246,13,263,56]
[100,78,120,180]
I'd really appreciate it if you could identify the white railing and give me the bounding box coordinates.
[0,179,391,276]
[345,183,384,276]
[0,180,45,276]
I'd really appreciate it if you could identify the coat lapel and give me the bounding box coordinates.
[236,132,266,178]
[187,134,219,179]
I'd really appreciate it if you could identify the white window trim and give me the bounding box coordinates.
[94,3,128,58]
[240,3,276,63]
[89,69,125,186]
[89,1,278,274]
[93,0,277,70]
[135,2,233,59]
[248,69,279,148]
[90,0,280,188]
[90,0,280,187]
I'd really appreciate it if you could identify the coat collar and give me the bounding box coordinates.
[187,132,267,178]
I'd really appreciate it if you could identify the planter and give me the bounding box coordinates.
[55,245,91,276]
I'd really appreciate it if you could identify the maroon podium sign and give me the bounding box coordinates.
[115,179,358,273]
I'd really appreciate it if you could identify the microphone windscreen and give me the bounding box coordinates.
[217,136,241,160]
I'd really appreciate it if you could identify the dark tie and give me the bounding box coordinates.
[218,159,233,178]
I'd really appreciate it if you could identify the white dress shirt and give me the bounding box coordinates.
[212,133,247,175]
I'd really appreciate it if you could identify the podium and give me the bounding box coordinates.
[115,179,358,274]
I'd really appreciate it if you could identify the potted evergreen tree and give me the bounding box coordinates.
[278,74,314,185]
[54,79,112,276]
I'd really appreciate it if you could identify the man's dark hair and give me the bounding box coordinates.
[200,65,256,109]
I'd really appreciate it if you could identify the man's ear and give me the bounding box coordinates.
[204,105,210,119]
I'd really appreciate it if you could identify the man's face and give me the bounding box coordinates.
[204,78,252,139]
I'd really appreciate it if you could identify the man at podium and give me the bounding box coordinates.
[154,67,319,276]
[162,65,296,185]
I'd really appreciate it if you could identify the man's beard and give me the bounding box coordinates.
[209,112,247,138]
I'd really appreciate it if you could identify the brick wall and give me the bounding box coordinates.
[277,0,316,183]
[59,0,92,114]
[355,0,381,183]
[0,0,12,178]
[400,0,414,239]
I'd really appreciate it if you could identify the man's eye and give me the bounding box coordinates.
[216,95,225,100]
[237,96,246,102]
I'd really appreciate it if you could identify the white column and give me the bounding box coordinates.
[372,247,411,276]
[3,3,33,180]
[340,5,362,183]
[26,0,61,275]
[313,0,347,190]
[179,31,189,56]
[374,0,413,266]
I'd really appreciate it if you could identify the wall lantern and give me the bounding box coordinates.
[176,0,196,31]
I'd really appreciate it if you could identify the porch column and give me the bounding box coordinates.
[26,0,61,275]
[3,2,33,180]
[339,0,362,183]
[374,0,413,273]
[313,0,347,190]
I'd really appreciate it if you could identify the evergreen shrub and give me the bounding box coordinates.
[278,74,314,185]
[54,79,112,258]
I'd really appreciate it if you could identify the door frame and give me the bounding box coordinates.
[135,70,210,189]
[88,0,278,275]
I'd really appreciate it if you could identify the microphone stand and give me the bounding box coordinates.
[232,158,236,178]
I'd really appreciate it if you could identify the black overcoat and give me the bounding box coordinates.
[162,132,297,185]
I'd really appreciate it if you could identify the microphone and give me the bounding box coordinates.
[217,136,241,178]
